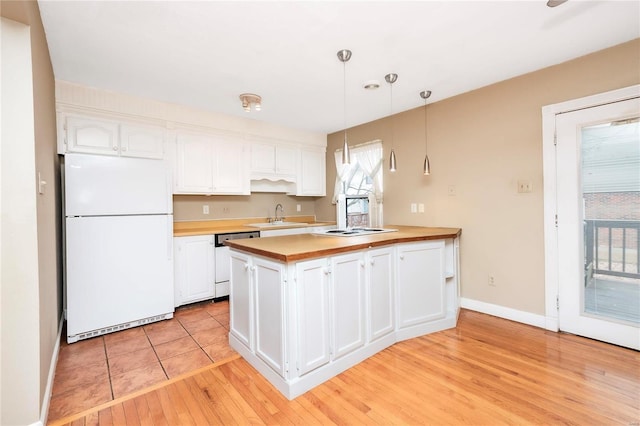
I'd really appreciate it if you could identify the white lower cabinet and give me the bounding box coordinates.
[228,237,457,399]
[330,252,366,360]
[367,247,395,342]
[230,250,253,350]
[396,240,446,329]
[173,236,215,307]
[295,258,331,375]
[254,257,286,377]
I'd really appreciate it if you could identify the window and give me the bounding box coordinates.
[334,140,384,226]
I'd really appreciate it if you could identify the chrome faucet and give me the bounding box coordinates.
[274,203,284,223]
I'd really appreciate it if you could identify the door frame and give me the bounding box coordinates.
[542,84,640,332]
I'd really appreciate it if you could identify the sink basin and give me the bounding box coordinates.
[247,222,307,228]
[316,228,397,237]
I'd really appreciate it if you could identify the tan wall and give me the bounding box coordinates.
[318,39,640,316]
[1,0,61,423]
[174,193,319,222]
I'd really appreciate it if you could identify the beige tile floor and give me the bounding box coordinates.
[48,299,234,423]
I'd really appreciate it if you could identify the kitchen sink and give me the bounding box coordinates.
[246,222,308,228]
[316,227,397,237]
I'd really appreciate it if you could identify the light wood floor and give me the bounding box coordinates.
[49,309,639,425]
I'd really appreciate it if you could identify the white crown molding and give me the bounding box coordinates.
[55,80,326,147]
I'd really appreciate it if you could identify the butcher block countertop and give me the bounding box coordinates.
[225,225,462,262]
[173,216,334,237]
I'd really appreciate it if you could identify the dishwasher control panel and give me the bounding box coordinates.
[214,231,260,247]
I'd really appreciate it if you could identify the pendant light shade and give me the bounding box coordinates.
[420,90,432,176]
[389,149,397,172]
[338,49,352,165]
[385,73,398,172]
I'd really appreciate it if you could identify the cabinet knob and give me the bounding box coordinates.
[112,146,118,151]
[370,259,375,266]
[244,263,250,270]
[360,261,365,268]
[121,146,127,152]
[399,254,404,260]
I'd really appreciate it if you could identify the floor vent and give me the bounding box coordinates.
[68,312,173,343]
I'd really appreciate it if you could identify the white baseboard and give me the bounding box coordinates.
[40,314,64,426]
[460,298,547,329]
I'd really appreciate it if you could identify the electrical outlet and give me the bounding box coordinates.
[411,203,417,213]
[488,275,496,287]
[202,205,210,215]
[296,204,301,212]
[223,207,230,214]
[517,180,532,193]
[448,185,456,196]
[418,203,425,213]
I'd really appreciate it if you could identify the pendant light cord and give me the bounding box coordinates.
[424,98,428,153]
[343,60,347,142]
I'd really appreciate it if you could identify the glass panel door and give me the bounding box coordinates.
[582,118,640,324]
[556,97,640,350]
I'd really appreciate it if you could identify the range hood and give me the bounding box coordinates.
[250,177,296,193]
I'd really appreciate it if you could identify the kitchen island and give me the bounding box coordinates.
[225,225,461,399]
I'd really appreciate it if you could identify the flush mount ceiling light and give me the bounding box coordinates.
[385,73,398,172]
[337,49,352,165]
[239,93,261,112]
[363,80,380,90]
[420,90,432,176]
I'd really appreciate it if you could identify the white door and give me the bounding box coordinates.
[254,257,285,377]
[174,236,215,307]
[555,96,639,350]
[295,258,331,375]
[367,247,395,342]
[330,252,366,359]
[229,250,253,349]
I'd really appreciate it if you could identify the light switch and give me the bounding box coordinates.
[296,204,301,212]
[411,203,417,213]
[203,205,210,215]
[418,203,425,213]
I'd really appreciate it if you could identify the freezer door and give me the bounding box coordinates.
[65,153,172,216]
[65,215,174,337]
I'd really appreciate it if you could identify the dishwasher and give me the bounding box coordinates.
[214,231,260,298]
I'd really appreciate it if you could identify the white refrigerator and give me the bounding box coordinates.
[64,153,174,343]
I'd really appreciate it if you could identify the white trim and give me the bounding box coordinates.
[55,80,326,148]
[541,84,640,333]
[460,298,547,329]
[40,315,64,426]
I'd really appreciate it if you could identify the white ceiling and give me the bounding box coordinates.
[38,1,640,135]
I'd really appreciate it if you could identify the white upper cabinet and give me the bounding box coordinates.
[65,116,119,155]
[63,115,165,159]
[174,130,249,195]
[120,123,165,159]
[250,142,298,180]
[296,148,326,196]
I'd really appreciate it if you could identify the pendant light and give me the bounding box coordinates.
[385,73,398,172]
[420,90,432,175]
[337,49,352,164]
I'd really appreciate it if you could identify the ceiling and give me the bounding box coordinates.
[38,1,639,135]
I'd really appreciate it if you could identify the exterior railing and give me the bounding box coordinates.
[585,219,640,279]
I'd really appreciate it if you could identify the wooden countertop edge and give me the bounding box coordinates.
[173,221,336,237]
[225,228,461,262]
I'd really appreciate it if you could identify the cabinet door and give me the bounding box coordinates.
[175,133,214,193]
[250,143,276,175]
[295,258,330,375]
[66,116,119,155]
[367,247,395,342]
[230,251,253,349]
[174,236,215,307]
[254,257,286,377]
[120,123,165,159]
[396,241,446,329]
[331,252,366,359]
[213,139,248,194]
[297,148,326,196]
[275,145,298,176]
